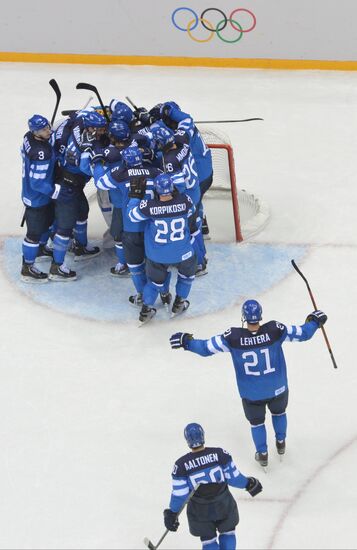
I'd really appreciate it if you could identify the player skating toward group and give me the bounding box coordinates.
[170,300,327,469]
[145,423,262,550]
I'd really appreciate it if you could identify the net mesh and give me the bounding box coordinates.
[197,125,270,240]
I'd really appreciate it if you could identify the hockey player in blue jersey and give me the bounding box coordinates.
[164,423,262,550]
[128,173,197,323]
[152,120,207,277]
[94,146,162,302]
[20,115,59,283]
[49,111,106,280]
[170,300,327,468]
[87,119,132,276]
[161,101,213,241]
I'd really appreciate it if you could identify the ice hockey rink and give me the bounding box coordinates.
[0,62,356,549]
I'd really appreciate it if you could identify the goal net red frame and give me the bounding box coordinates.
[208,143,242,242]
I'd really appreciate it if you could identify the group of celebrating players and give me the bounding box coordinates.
[20,96,214,322]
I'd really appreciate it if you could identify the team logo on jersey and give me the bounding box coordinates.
[171,7,256,44]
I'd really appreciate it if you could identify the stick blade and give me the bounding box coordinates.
[76,82,97,93]
[49,79,61,97]
[143,537,155,550]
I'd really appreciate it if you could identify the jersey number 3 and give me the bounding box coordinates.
[242,348,275,376]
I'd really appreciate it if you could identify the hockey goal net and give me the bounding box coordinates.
[197,125,270,242]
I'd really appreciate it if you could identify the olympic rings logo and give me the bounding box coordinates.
[171,7,256,43]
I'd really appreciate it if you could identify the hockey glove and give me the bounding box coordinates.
[64,149,80,167]
[160,102,174,118]
[163,509,179,532]
[306,310,327,328]
[90,152,105,166]
[128,176,147,199]
[245,477,263,497]
[80,129,96,151]
[134,107,152,127]
[169,332,193,350]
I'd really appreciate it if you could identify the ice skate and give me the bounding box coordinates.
[129,293,143,306]
[71,242,101,261]
[255,451,268,472]
[110,262,130,277]
[160,291,172,308]
[171,296,190,317]
[49,262,77,281]
[36,244,53,261]
[21,262,48,284]
[139,304,157,326]
[195,259,208,277]
[276,440,286,460]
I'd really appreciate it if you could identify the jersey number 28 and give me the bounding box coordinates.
[154,218,185,243]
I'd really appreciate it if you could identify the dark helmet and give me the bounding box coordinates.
[28,114,50,132]
[241,299,263,323]
[121,146,143,168]
[184,423,205,449]
[154,173,174,196]
[108,120,130,141]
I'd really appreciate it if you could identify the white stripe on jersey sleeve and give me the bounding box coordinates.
[207,335,230,354]
[30,172,47,180]
[284,325,302,342]
[172,478,187,487]
[128,207,147,223]
[171,172,185,185]
[96,173,117,190]
[172,487,190,497]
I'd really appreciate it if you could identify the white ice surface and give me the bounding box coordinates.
[0,63,356,549]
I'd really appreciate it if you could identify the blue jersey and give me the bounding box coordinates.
[53,114,77,163]
[185,320,319,401]
[169,446,248,512]
[96,165,162,231]
[21,131,56,207]
[128,193,195,263]
[163,140,200,205]
[170,107,213,184]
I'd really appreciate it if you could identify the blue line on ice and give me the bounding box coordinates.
[2,238,307,322]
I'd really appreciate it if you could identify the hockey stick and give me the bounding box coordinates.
[144,484,201,550]
[61,96,94,117]
[291,259,338,369]
[196,118,263,123]
[76,83,110,122]
[125,97,262,124]
[125,96,138,110]
[21,79,61,227]
[49,79,61,126]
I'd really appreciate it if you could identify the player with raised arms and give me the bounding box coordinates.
[170,300,327,468]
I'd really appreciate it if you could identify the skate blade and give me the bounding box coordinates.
[48,275,77,282]
[110,272,131,278]
[195,270,208,277]
[74,251,101,262]
[138,311,157,327]
[170,302,190,318]
[21,275,48,284]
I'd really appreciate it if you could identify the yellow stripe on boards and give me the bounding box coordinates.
[1,51,357,71]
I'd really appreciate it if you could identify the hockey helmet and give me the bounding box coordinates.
[184,423,205,449]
